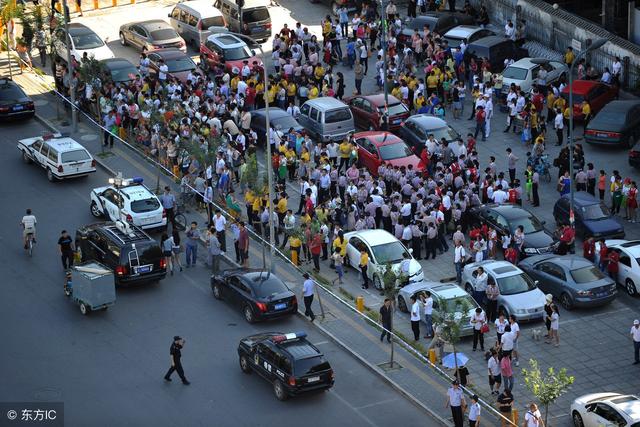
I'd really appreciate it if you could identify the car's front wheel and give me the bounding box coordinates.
[119,32,127,46]
[572,411,584,427]
[626,278,637,296]
[373,275,382,290]
[90,201,103,218]
[212,283,222,299]
[397,295,408,313]
[46,168,56,182]
[239,354,251,374]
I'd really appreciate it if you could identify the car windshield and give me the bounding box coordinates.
[570,266,606,283]
[166,57,196,72]
[61,150,91,163]
[561,92,584,104]
[502,66,529,80]
[444,295,477,312]
[250,275,288,298]
[223,45,252,60]
[272,115,300,130]
[429,125,460,142]
[496,273,537,295]
[408,18,434,30]
[509,215,544,234]
[242,7,270,23]
[107,63,137,82]
[444,37,463,48]
[325,108,352,123]
[201,16,226,28]
[71,33,104,50]
[150,29,178,41]
[130,198,160,213]
[294,356,330,375]
[378,103,408,116]
[371,241,410,264]
[0,86,25,101]
[379,143,413,160]
[581,203,610,220]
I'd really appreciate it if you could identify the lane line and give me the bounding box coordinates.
[355,397,400,410]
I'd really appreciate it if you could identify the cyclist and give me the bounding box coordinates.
[21,208,37,249]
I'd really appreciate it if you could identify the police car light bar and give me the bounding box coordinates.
[271,331,307,343]
[131,177,144,184]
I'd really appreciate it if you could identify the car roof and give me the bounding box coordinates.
[207,33,246,48]
[358,94,402,106]
[135,20,174,30]
[408,114,448,128]
[304,97,348,109]
[177,0,223,14]
[468,35,510,47]
[444,25,485,38]
[279,340,321,360]
[149,48,189,59]
[610,240,640,256]
[344,229,399,246]
[471,260,523,277]
[594,100,640,113]
[482,203,534,219]
[0,78,26,92]
[40,137,88,152]
[102,58,136,67]
[607,395,640,418]
[560,191,599,206]
[119,183,156,199]
[402,281,470,299]
[353,131,403,146]
[68,23,95,35]
[535,254,594,269]
[252,107,288,118]
[506,57,557,70]
[562,80,603,94]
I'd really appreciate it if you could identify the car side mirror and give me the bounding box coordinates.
[168,13,172,18]
[408,248,413,254]
[251,49,256,56]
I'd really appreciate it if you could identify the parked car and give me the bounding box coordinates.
[353,131,422,175]
[397,281,480,337]
[553,191,624,239]
[570,393,640,427]
[346,94,409,132]
[501,57,567,93]
[584,100,640,147]
[101,58,138,83]
[75,221,167,286]
[468,204,559,256]
[464,36,528,73]
[298,97,355,143]
[211,269,297,323]
[18,133,96,181]
[168,0,227,48]
[518,254,617,309]
[561,80,618,121]
[250,108,304,145]
[343,229,424,290]
[0,77,34,119]
[119,20,186,53]
[147,48,202,84]
[630,141,640,168]
[213,0,272,42]
[443,25,495,49]
[596,240,640,295]
[398,13,475,46]
[53,23,114,62]
[200,32,262,73]
[462,260,546,321]
[397,114,460,153]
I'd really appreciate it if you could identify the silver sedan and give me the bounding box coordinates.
[119,19,186,53]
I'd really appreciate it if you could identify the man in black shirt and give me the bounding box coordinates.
[164,336,190,385]
[379,298,392,343]
[58,230,75,270]
[497,389,514,424]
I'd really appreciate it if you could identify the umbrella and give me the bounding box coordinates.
[442,352,469,369]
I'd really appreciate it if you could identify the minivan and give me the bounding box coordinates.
[169,0,227,48]
[464,36,528,73]
[213,0,272,42]
[298,97,355,143]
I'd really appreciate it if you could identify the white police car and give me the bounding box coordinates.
[18,133,96,182]
[90,177,166,230]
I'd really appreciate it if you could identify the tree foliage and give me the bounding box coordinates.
[241,153,265,196]
[522,359,575,426]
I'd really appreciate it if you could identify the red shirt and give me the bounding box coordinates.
[599,245,608,261]
[310,234,323,255]
[560,227,575,243]
[508,189,517,204]
[583,240,595,260]
[608,251,619,272]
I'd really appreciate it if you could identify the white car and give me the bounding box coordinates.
[570,392,640,427]
[90,178,166,230]
[461,260,546,321]
[501,57,568,93]
[18,133,96,181]
[597,240,640,296]
[54,23,114,62]
[344,229,424,290]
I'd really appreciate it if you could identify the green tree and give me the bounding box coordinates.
[521,359,575,426]
[432,297,472,381]
[241,153,265,197]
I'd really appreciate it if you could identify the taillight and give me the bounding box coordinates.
[57,165,64,173]
[26,102,34,109]
[629,150,640,158]
[115,265,127,276]
[0,107,9,112]
[91,159,96,167]
[585,129,597,135]
[288,376,296,386]
[162,209,167,218]
[265,22,272,29]
[160,258,167,269]
[256,302,267,312]
[179,40,186,47]
[126,214,133,223]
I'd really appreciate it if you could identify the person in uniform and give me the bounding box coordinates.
[164,336,190,385]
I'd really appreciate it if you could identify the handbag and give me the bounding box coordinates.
[480,323,490,334]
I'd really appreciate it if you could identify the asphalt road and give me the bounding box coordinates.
[0,118,431,427]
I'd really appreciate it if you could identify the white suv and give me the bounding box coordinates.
[18,133,96,182]
[90,178,166,230]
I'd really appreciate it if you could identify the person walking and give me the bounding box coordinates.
[302,273,316,322]
[309,231,323,272]
[471,307,486,351]
[487,349,502,394]
[524,403,545,427]
[164,336,190,385]
[171,229,183,272]
[473,266,488,306]
[331,248,344,284]
[509,315,520,366]
[58,229,75,270]
[212,210,227,253]
[207,227,222,272]
[543,294,554,338]
[161,233,175,276]
[410,295,421,341]
[500,353,514,391]
[423,291,434,339]
[631,319,640,365]
[379,298,392,343]
[359,248,370,289]
[238,221,249,267]
[468,394,481,427]
[546,304,560,347]
[554,108,564,146]
[185,222,200,268]
[445,380,466,427]
[354,61,364,95]
[495,313,508,343]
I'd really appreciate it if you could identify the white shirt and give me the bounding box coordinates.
[471,311,486,330]
[631,326,640,342]
[213,215,226,232]
[410,301,421,321]
[158,64,168,80]
[551,312,559,330]
[492,190,508,204]
[510,321,520,339]
[402,226,412,241]
[22,215,37,229]
[501,331,515,350]
[475,272,488,292]
[488,356,500,376]
[468,402,481,421]
[454,246,466,263]
[554,112,564,130]
[424,297,433,315]
[495,318,507,334]
[525,409,543,427]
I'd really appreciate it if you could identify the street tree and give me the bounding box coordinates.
[432,297,472,382]
[522,359,575,426]
[380,263,401,367]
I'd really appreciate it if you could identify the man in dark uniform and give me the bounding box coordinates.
[379,298,392,343]
[164,336,190,385]
[58,229,75,270]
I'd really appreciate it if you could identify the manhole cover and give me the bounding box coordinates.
[80,134,99,142]
[33,99,49,107]
[33,387,62,401]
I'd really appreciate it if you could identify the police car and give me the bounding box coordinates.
[237,331,334,401]
[89,177,167,230]
[18,133,96,182]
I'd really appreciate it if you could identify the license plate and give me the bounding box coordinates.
[393,119,401,124]
[596,292,607,297]
[597,133,609,137]
[274,303,287,310]
[13,105,24,111]
[142,217,157,224]
[251,26,263,33]
[307,376,320,383]
[136,265,152,273]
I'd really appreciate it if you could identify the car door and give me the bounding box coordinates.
[355,137,377,172]
[349,97,365,128]
[554,198,570,225]
[132,25,149,50]
[147,53,160,76]
[99,188,119,221]
[583,403,625,427]
[29,139,45,166]
[253,342,276,379]
[360,99,376,129]
[533,262,565,296]
[615,249,633,285]
[89,231,108,263]
[46,145,59,174]
[548,61,566,83]
[347,236,364,269]
[225,276,245,306]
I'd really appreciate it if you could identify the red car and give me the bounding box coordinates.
[561,80,618,121]
[346,94,410,132]
[200,33,262,73]
[353,131,423,176]
[147,48,202,84]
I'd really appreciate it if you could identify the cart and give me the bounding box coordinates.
[65,261,116,315]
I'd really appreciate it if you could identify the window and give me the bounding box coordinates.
[171,7,181,19]
[187,13,198,27]
[151,29,178,41]
[242,7,269,23]
[250,275,288,298]
[130,198,160,213]
[47,147,59,163]
[30,140,43,153]
[300,103,310,116]
[213,0,221,7]
[348,237,365,252]
[570,266,605,283]
[61,149,91,163]
[361,100,372,113]
[275,353,292,374]
[201,16,226,28]
[619,254,632,268]
[293,356,330,375]
[495,214,510,230]
[540,263,566,281]
[351,97,363,108]
[379,143,412,160]
[310,107,320,122]
[325,108,352,124]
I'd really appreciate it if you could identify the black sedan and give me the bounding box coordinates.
[518,254,617,309]
[630,141,640,169]
[250,108,305,145]
[469,204,559,256]
[101,58,139,83]
[211,269,298,323]
[584,100,640,148]
[397,114,460,153]
[0,78,34,119]
[553,191,624,239]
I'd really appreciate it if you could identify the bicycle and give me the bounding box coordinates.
[25,232,35,257]
[173,203,188,232]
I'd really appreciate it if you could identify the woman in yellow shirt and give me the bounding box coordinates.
[308,85,319,99]
[339,139,351,172]
[332,231,347,258]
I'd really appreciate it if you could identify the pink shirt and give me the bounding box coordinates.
[500,356,513,377]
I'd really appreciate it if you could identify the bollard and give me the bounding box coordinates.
[291,248,298,265]
[112,0,117,7]
[512,409,519,426]
[55,2,62,12]
[131,0,135,4]
[93,0,98,9]
[75,3,80,12]
[428,348,437,364]
[356,295,364,312]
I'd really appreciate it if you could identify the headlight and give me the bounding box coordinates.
[610,284,617,291]
[524,247,537,254]
[576,290,592,296]
[514,308,527,314]
[416,267,423,276]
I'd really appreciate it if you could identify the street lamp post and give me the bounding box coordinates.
[61,0,78,132]
[379,0,389,128]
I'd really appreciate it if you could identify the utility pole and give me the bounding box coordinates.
[380,0,389,129]
[61,0,78,131]
[5,26,12,79]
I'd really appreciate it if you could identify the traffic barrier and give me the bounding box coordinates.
[356,295,364,313]
[428,348,437,364]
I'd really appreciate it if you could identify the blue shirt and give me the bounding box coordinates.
[160,192,176,209]
[303,279,315,297]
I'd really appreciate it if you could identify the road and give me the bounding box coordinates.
[0,118,430,427]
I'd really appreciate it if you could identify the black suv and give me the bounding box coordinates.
[237,331,334,401]
[75,222,167,286]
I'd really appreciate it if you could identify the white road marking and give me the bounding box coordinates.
[355,397,400,410]
[313,341,329,346]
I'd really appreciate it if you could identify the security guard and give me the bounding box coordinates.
[164,336,190,385]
